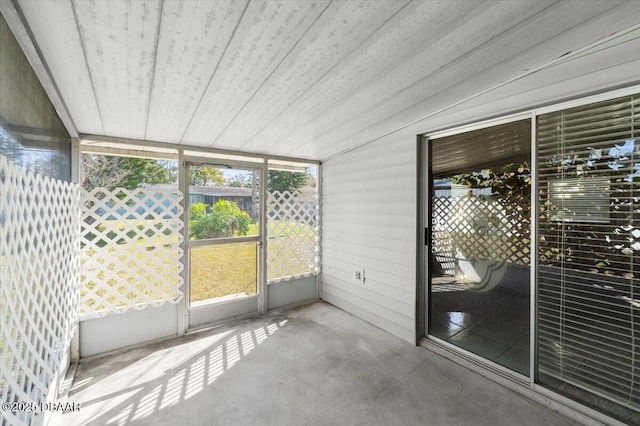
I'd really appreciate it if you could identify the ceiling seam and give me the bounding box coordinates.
[208,0,335,148]
[232,0,419,152]
[292,0,616,158]
[281,0,564,157]
[321,21,640,163]
[143,0,165,141]
[178,0,252,145]
[70,0,105,134]
[8,0,80,137]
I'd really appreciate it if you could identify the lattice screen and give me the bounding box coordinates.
[432,195,530,275]
[0,156,80,426]
[80,187,184,319]
[267,190,320,284]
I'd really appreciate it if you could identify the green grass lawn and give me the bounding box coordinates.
[190,221,317,302]
[190,243,257,302]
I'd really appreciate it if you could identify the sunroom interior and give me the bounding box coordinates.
[1,1,640,425]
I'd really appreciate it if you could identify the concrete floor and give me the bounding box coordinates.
[62,302,578,426]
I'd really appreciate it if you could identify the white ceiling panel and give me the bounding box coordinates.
[180,0,333,146]
[279,0,640,159]
[6,0,640,161]
[216,0,425,152]
[257,0,557,157]
[18,0,103,134]
[73,0,162,139]
[144,0,247,143]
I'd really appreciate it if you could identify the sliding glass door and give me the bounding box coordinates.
[427,119,532,376]
[536,94,640,423]
[423,91,640,423]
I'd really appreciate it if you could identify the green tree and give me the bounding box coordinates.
[189,166,225,186]
[81,154,175,190]
[189,200,251,239]
[227,173,251,188]
[268,170,308,192]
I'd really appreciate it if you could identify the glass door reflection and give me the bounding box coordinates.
[429,119,531,376]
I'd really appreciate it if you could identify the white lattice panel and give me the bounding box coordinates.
[0,156,80,426]
[80,187,184,319]
[267,190,320,284]
[432,196,530,276]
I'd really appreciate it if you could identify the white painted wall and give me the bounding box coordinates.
[320,32,640,345]
[268,276,318,310]
[321,138,417,343]
[189,296,258,330]
[79,304,178,357]
[80,276,319,357]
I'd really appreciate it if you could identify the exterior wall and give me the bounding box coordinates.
[321,138,417,343]
[190,194,205,204]
[320,32,640,344]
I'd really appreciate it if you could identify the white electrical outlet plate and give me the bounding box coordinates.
[354,268,364,284]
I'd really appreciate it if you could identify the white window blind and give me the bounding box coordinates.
[548,176,610,223]
[537,94,640,423]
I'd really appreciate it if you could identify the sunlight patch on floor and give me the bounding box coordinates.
[67,320,288,426]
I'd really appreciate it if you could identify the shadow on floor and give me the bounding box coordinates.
[63,302,575,426]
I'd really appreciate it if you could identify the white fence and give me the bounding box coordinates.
[0,159,321,425]
[432,195,530,276]
[80,187,184,320]
[267,190,320,284]
[0,156,80,426]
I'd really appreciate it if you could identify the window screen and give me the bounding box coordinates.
[537,94,640,423]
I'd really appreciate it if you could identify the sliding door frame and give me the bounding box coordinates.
[529,111,538,382]
[417,83,640,425]
[420,112,533,383]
